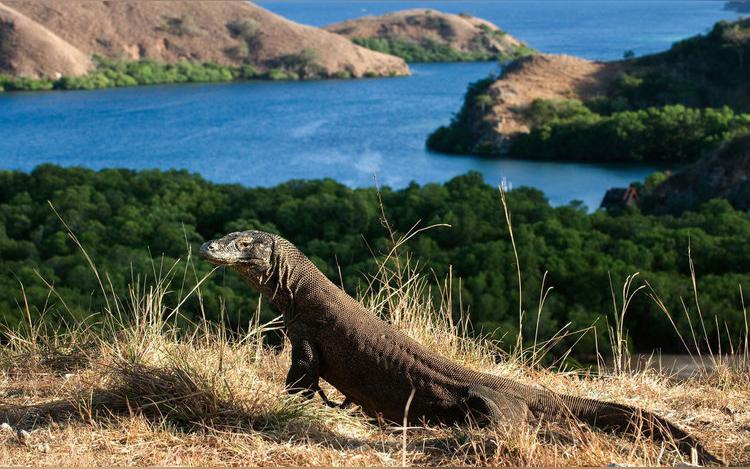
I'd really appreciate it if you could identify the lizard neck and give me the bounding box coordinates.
[245,237,329,325]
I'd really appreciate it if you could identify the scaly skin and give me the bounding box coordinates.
[200,230,724,466]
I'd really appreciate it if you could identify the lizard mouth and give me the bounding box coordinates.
[199,241,236,265]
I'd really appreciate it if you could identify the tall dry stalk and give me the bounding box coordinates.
[498,183,524,356]
[607,273,645,375]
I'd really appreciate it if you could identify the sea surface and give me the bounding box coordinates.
[0,1,742,209]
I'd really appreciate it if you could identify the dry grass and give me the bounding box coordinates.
[0,208,748,466]
[0,255,747,467]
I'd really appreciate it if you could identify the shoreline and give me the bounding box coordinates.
[0,58,408,94]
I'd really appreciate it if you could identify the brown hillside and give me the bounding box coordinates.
[0,3,91,78]
[325,9,524,58]
[2,0,409,78]
[466,54,622,152]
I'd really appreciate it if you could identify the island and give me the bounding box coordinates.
[324,9,534,63]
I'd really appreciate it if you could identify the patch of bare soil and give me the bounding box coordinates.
[482,54,622,150]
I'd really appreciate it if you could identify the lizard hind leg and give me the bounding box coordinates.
[464,385,532,427]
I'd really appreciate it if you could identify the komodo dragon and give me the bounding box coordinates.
[200,230,723,465]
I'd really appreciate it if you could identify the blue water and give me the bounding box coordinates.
[0,1,743,209]
[259,0,738,60]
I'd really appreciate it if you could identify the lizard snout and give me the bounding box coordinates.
[199,240,220,259]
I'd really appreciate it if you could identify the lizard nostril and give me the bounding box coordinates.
[208,242,218,251]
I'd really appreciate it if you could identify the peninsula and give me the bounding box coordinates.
[428,18,750,163]
[0,1,408,91]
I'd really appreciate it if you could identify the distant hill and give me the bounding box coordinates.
[325,9,534,62]
[0,3,91,78]
[643,133,750,215]
[0,0,408,80]
[428,18,750,158]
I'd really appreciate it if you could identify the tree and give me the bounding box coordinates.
[722,23,750,68]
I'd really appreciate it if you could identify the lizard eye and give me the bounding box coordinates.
[236,239,252,250]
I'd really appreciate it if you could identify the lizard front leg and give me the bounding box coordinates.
[286,338,349,408]
[286,338,323,400]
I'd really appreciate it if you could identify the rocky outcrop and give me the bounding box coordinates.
[428,54,622,154]
[481,54,620,149]
[643,134,750,215]
[1,0,409,79]
[0,3,91,78]
[325,9,530,62]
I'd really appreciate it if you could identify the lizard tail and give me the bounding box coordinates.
[532,392,724,466]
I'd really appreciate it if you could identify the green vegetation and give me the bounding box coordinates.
[430,80,750,163]
[427,76,495,154]
[514,19,750,163]
[226,18,259,40]
[510,100,750,162]
[224,19,260,62]
[1,166,748,357]
[0,53,351,93]
[353,37,491,62]
[268,48,323,79]
[352,37,534,63]
[0,58,240,92]
[497,44,537,64]
[610,19,750,111]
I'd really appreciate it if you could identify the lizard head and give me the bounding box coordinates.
[199,230,275,274]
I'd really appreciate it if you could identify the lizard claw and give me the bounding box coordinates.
[317,389,352,409]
